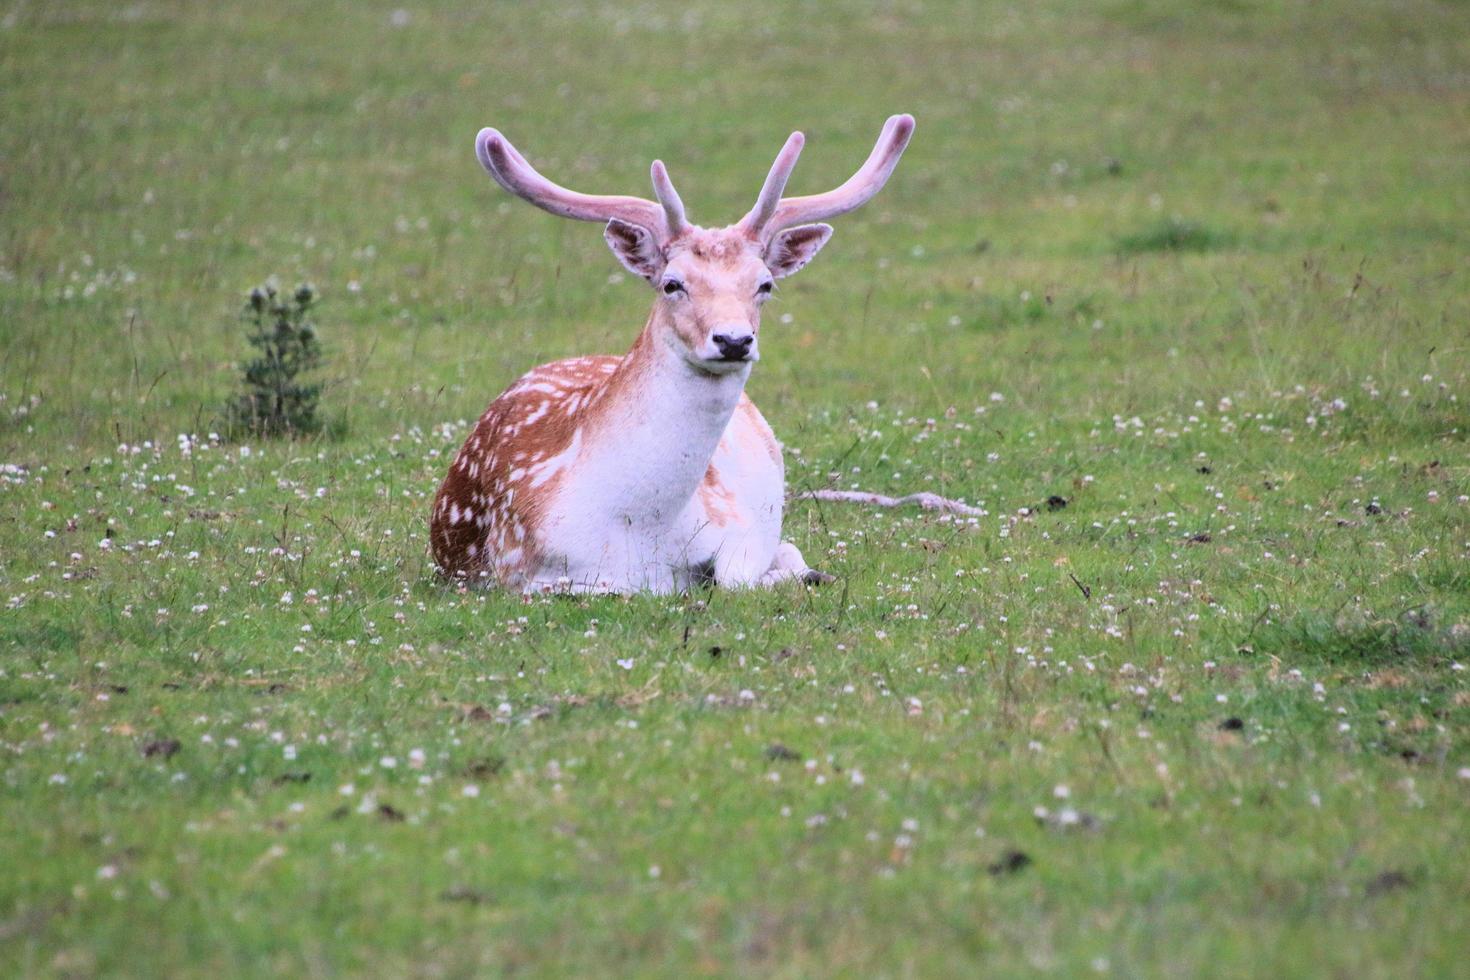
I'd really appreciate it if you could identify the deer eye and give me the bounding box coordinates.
[661,278,685,296]
[756,280,774,296]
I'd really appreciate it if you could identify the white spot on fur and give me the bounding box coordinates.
[527,428,582,489]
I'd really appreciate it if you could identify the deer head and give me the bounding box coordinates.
[474,114,915,375]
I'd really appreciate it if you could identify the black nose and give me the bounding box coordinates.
[712,333,754,360]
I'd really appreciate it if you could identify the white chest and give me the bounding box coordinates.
[527,382,785,592]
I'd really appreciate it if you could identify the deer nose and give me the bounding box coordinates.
[712,332,754,361]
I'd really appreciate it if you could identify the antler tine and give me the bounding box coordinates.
[649,160,689,238]
[738,131,805,236]
[475,127,671,237]
[757,114,915,238]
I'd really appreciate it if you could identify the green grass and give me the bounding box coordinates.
[1115,217,1235,254]
[3,0,1469,975]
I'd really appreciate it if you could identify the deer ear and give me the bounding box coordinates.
[603,219,665,282]
[764,223,833,279]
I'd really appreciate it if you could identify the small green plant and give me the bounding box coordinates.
[227,280,325,438]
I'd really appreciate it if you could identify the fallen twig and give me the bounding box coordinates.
[795,489,985,517]
[1069,573,1091,600]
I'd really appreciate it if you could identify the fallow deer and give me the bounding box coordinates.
[431,114,915,593]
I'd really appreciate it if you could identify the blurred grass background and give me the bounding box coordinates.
[4,0,1466,449]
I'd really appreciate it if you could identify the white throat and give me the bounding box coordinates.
[574,325,750,526]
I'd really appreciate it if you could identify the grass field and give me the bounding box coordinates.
[3,0,1469,975]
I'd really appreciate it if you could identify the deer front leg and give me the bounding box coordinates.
[754,540,833,587]
[709,533,779,589]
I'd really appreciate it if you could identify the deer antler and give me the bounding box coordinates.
[648,160,689,237]
[476,128,689,240]
[738,114,915,240]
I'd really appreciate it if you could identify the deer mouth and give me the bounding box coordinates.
[693,353,756,376]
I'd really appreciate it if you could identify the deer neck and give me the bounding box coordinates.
[576,306,750,522]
